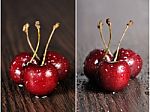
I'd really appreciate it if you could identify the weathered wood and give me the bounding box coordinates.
[77,74,149,112]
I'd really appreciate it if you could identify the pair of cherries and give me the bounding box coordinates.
[84,18,142,91]
[9,21,69,96]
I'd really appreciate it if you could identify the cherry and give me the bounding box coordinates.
[84,18,113,80]
[9,52,37,83]
[44,51,70,80]
[9,23,40,84]
[84,49,111,80]
[23,64,58,96]
[23,22,59,95]
[116,48,143,78]
[97,20,133,91]
[112,19,142,78]
[23,23,70,80]
[98,61,130,91]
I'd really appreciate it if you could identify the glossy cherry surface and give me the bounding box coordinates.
[44,51,70,80]
[97,61,130,91]
[23,64,58,96]
[9,52,37,83]
[84,49,112,80]
[116,48,143,78]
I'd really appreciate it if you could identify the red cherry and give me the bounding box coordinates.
[23,64,58,96]
[97,61,130,91]
[22,22,60,96]
[44,51,70,80]
[116,48,143,78]
[9,52,37,84]
[84,18,113,81]
[84,49,112,80]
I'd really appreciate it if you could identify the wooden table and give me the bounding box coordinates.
[77,73,149,112]
[2,0,75,111]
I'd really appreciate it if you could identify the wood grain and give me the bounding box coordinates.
[77,74,149,112]
[2,0,75,112]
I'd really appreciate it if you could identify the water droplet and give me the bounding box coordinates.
[94,59,99,64]
[51,60,54,62]
[124,56,127,59]
[105,69,108,72]
[55,63,61,68]
[45,70,52,77]
[13,61,16,64]
[112,92,115,94]
[146,87,149,90]
[126,52,129,54]
[22,63,26,67]
[15,69,21,75]
[120,109,123,111]
[18,84,23,87]
[41,96,47,98]
[35,96,39,98]
[105,97,108,99]
[145,91,149,95]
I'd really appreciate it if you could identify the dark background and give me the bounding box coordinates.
[77,0,149,111]
[2,0,75,112]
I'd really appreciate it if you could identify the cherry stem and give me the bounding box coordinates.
[23,23,40,60]
[98,20,112,56]
[103,18,112,60]
[41,23,60,66]
[113,20,133,62]
[29,21,41,63]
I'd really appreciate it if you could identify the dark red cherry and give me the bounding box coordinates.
[44,51,70,80]
[116,48,143,78]
[97,61,130,91]
[23,64,58,96]
[84,49,112,80]
[9,52,37,84]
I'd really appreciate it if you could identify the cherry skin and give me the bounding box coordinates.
[44,51,70,80]
[116,48,143,78]
[84,49,112,80]
[9,52,37,84]
[97,61,130,91]
[23,64,58,96]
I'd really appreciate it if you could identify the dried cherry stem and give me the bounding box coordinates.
[98,20,112,56]
[23,23,40,60]
[103,18,112,60]
[41,23,60,66]
[29,21,41,63]
[113,20,133,62]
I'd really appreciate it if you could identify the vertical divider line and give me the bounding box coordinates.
[148,1,150,105]
[75,0,77,111]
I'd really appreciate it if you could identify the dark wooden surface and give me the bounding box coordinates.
[77,74,149,112]
[2,0,75,112]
